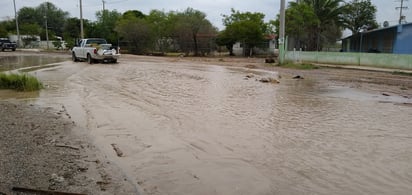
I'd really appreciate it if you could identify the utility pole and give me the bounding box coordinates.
[102,0,106,11]
[44,1,49,49]
[13,0,20,47]
[80,0,84,38]
[396,0,408,24]
[279,0,286,64]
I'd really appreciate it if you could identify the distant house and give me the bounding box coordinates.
[341,22,412,54]
[233,34,277,56]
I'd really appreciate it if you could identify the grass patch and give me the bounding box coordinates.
[393,71,412,77]
[19,64,60,73]
[0,72,43,91]
[165,52,185,57]
[278,62,319,70]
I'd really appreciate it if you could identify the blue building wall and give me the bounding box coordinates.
[393,24,412,54]
[342,23,412,54]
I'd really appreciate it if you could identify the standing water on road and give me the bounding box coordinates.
[0,54,67,101]
[31,56,412,195]
[0,55,65,72]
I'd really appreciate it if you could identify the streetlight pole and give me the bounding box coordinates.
[80,0,84,38]
[279,0,286,64]
[13,0,20,47]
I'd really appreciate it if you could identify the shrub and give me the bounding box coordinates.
[0,73,43,91]
[278,62,319,70]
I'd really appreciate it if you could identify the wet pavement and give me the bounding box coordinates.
[1,54,412,195]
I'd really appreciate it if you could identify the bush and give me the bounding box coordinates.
[0,73,43,91]
[278,62,319,70]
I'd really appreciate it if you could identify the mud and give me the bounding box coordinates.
[0,102,137,195]
[1,52,412,195]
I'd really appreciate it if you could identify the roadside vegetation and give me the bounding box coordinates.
[393,71,412,77]
[0,73,43,91]
[277,62,319,70]
[0,0,379,57]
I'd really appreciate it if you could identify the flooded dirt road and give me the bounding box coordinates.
[4,53,412,194]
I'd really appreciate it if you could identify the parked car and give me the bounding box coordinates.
[0,38,17,51]
[71,38,120,64]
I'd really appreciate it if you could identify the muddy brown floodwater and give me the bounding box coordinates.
[4,53,412,194]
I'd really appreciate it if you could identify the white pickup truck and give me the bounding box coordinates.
[72,38,120,64]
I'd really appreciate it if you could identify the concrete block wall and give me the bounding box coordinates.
[285,51,412,70]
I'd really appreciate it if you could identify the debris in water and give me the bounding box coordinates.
[55,144,80,150]
[50,173,65,183]
[293,75,304,79]
[111,143,124,157]
[12,186,86,195]
[259,77,280,83]
[245,73,255,78]
[265,58,275,63]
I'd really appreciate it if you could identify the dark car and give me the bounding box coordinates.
[0,38,17,51]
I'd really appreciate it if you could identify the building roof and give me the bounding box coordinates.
[342,22,412,40]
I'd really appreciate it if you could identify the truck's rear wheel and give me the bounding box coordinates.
[87,54,93,64]
[72,52,79,62]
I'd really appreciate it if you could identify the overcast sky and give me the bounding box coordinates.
[1,0,411,31]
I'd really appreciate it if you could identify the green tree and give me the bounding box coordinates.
[88,10,122,44]
[216,28,237,55]
[19,23,42,36]
[302,0,344,50]
[0,27,7,37]
[276,2,319,49]
[0,20,15,37]
[122,10,145,19]
[17,7,41,27]
[277,0,344,51]
[169,8,216,56]
[17,2,68,39]
[62,17,92,48]
[146,10,173,53]
[116,11,153,54]
[38,2,69,37]
[342,0,378,34]
[220,9,267,56]
[63,18,81,39]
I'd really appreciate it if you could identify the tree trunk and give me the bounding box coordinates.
[193,33,199,56]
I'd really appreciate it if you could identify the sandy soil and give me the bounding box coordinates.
[1,52,412,195]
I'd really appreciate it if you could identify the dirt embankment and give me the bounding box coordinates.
[0,102,138,195]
